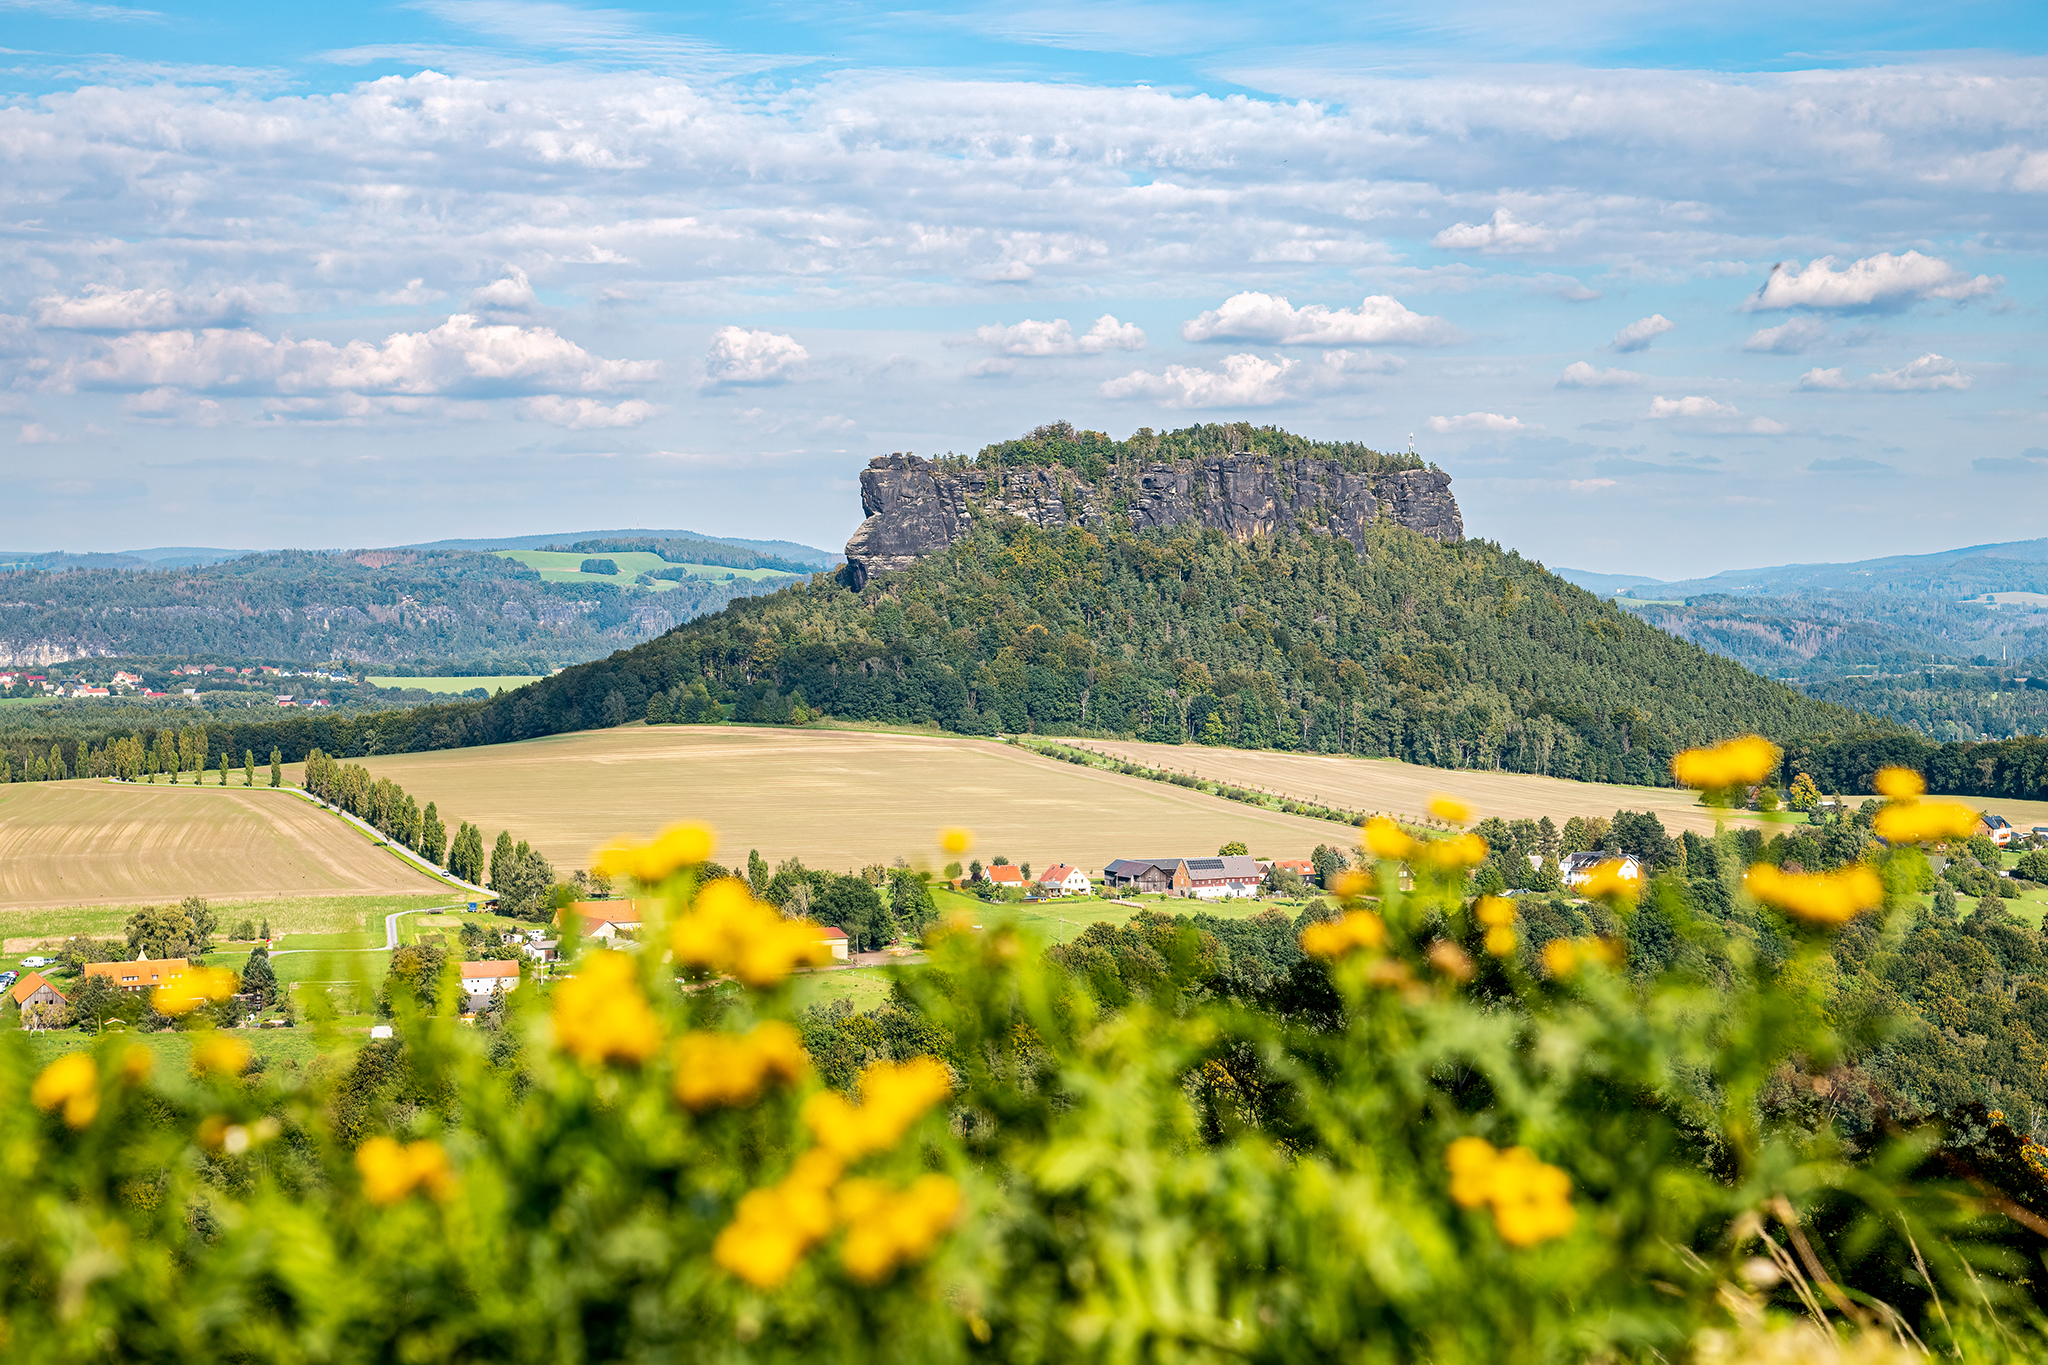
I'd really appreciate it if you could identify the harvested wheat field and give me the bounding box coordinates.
[320,726,1369,876]
[0,781,451,909]
[1067,739,1770,837]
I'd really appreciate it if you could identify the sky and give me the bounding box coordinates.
[2,2,2047,576]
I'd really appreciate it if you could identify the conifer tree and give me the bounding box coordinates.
[420,802,448,867]
[270,748,282,787]
[218,751,229,785]
[48,743,65,781]
[489,831,516,891]
[245,750,255,786]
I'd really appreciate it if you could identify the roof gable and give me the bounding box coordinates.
[10,971,64,1005]
[459,960,520,979]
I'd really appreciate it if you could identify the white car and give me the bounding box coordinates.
[18,956,51,969]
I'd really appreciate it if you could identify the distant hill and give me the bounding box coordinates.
[399,528,839,567]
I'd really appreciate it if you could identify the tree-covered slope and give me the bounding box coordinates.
[514,516,1876,786]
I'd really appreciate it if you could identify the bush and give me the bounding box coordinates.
[579,558,619,575]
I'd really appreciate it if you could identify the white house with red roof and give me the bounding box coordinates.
[986,865,1026,888]
[815,925,849,961]
[1035,863,1091,895]
[459,960,521,1010]
[562,901,642,942]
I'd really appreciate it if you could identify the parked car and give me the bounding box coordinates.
[18,956,50,969]
[0,971,16,990]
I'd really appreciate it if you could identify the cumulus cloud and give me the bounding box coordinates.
[1647,394,1787,434]
[1743,316,1829,354]
[17,422,62,444]
[1427,412,1532,433]
[975,314,1145,356]
[36,285,263,332]
[1181,292,1461,347]
[1798,367,1852,390]
[1556,361,1643,389]
[122,388,228,425]
[1099,350,1395,409]
[1431,208,1555,254]
[517,396,658,428]
[470,269,537,310]
[703,327,808,385]
[1745,251,2000,311]
[1609,314,1675,353]
[1868,353,1972,392]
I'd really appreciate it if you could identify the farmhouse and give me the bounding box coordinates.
[1559,852,1644,891]
[85,957,194,992]
[563,901,642,941]
[1103,858,1179,894]
[816,925,849,961]
[1176,855,1265,900]
[1269,859,1314,878]
[11,971,68,1026]
[986,865,1026,888]
[459,961,521,1011]
[1036,863,1091,895]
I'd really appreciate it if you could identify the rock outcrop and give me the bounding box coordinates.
[843,453,1462,588]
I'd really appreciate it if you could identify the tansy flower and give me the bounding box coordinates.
[1670,735,1780,792]
[1578,860,1640,904]
[1300,910,1387,959]
[592,822,716,885]
[1874,767,1925,799]
[803,1057,954,1162]
[1745,863,1883,925]
[1483,926,1516,957]
[836,1174,963,1284]
[671,878,833,988]
[552,951,662,1065]
[1363,818,1417,861]
[1541,937,1622,979]
[356,1136,455,1204]
[192,1034,252,1077]
[1417,832,1489,871]
[1328,869,1370,900]
[32,1053,99,1129]
[1445,1138,1576,1247]
[153,965,239,1017]
[714,1148,843,1288]
[673,1022,808,1110]
[1429,794,1472,825]
[1475,896,1515,927]
[1873,802,1980,846]
[939,827,974,856]
[121,1045,153,1084]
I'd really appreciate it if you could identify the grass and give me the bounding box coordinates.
[492,550,797,589]
[367,676,543,694]
[0,892,458,960]
[789,969,898,1013]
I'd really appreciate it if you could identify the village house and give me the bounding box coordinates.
[11,971,68,1028]
[1103,858,1180,894]
[986,865,1026,889]
[1559,852,1644,891]
[459,961,521,1011]
[562,901,642,942]
[1176,855,1266,900]
[85,957,194,992]
[816,925,849,961]
[1035,863,1092,896]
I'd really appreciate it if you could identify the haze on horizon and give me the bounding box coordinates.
[1,0,2044,579]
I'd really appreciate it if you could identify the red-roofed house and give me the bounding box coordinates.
[85,958,193,992]
[815,925,849,961]
[986,865,1026,888]
[1035,864,1090,895]
[561,901,642,941]
[11,971,67,1028]
[459,960,521,1010]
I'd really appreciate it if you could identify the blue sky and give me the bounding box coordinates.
[3,1,2046,575]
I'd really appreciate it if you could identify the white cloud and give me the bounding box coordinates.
[1098,349,1393,409]
[35,285,262,332]
[1556,361,1643,389]
[122,387,228,425]
[1609,314,1675,353]
[1743,316,1829,354]
[1798,367,1852,391]
[1567,479,1617,492]
[1181,292,1462,347]
[379,279,447,305]
[1868,353,1972,392]
[1427,412,1532,433]
[974,314,1145,356]
[17,422,62,444]
[1745,251,2000,311]
[470,269,536,310]
[1431,208,1555,254]
[1647,394,1786,434]
[703,327,808,385]
[517,396,659,428]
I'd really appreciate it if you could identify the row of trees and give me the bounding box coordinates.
[303,750,452,866]
[0,721,284,786]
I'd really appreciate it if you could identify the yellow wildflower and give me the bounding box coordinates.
[1578,859,1640,903]
[1444,1138,1575,1247]
[714,1148,842,1288]
[552,951,662,1065]
[32,1053,99,1129]
[356,1136,455,1204]
[1873,802,1981,846]
[1475,896,1515,928]
[939,827,974,856]
[836,1174,963,1284]
[1874,766,1926,799]
[152,965,239,1017]
[1670,735,1780,791]
[121,1045,153,1084]
[1745,863,1883,925]
[671,878,834,988]
[1417,832,1489,871]
[192,1034,252,1077]
[1483,925,1516,958]
[1328,869,1370,900]
[1363,817,1417,861]
[673,1022,808,1110]
[1542,938,1622,978]
[591,822,716,885]
[1429,794,1472,825]
[1299,910,1387,959]
[1428,939,1475,982]
[803,1057,954,1162]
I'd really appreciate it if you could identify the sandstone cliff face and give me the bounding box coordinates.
[843,454,1462,588]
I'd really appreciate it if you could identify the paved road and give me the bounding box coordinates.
[269,904,467,956]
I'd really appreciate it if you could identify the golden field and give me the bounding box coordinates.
[0,780,450,909]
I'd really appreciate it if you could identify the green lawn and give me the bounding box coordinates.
[367,676,543,694]
[931,886,1299,946]
[790,969,899,1013]
[492,549,797,589]
[24,1020,370,1070]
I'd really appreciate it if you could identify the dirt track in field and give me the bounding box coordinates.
[0,782,450,909]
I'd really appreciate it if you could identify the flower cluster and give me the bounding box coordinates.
[1670,735,1780,793]
[673,1022,807,1111]
[1577,859,1641,904]
[32,1053,99,1128]
[1429,794,1472,824]
[1446,1137,1577,1247]
[153,964,240,1017]
[1475,896,1516,956]
[1745,863,1884,925]
[715,1058,960,1289]
[1363,817,1488,870]
[592,822,716,885]
[671,878,833,988]
[1300,910,1388,959]
[552,951,662,1065]
[1540,937,1623,979]
[192,1035,252,1077]
[356,1137,455,1205]
[1865,765,1980,844]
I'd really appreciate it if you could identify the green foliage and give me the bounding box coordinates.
[240,944,279,1008]
[972,419,1425,479]
[578,557,621,575]
[814,875,892,951]
[123,898,213,959]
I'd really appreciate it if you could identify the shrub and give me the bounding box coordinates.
[579,558,620,575]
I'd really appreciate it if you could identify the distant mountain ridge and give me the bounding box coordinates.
[1560,536,2048,601]
[399,529,839,566]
